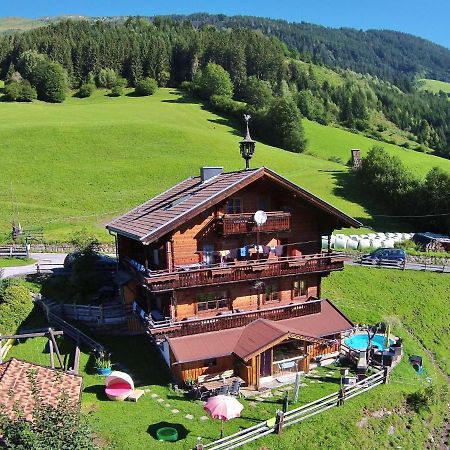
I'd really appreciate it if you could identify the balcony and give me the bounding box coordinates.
[125,253,345,293]
[143,299,323,338]
[217,211,291,235]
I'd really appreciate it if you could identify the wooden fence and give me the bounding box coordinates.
[0,245,29,258]
[48,302,127,325]
[35,298,105,353]
[198,369,387,450]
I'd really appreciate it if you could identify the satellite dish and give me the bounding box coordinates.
[254,210,267,226]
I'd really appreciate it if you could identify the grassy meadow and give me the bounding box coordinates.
[418,78,450,95]
[1,88,450,242]
[6,266,449,449]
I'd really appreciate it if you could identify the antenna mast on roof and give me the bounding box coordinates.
[239,114,256,170]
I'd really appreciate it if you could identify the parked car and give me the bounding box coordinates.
[361,248,406,267]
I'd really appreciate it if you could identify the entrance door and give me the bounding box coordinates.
[260,350,272,377]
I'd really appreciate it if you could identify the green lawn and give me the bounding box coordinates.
[2,88,450,242]
[0,257,35,267]
[5,266,449,449]
[417,78,450,95]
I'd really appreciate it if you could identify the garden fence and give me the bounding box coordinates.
[198,369,387,450]
[35,297,105,353]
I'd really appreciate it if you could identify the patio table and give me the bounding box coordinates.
[202,376,244,393]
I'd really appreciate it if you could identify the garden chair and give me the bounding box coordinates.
[195,385,211,400]
[214,384,230,396]
[229,380,241,398]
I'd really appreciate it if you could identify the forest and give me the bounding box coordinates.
[1,17,450,157]
[167,13,450,88]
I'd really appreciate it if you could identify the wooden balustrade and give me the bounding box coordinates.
[149,300,322,337]
[141,254,344,292]
[218,211,291,235]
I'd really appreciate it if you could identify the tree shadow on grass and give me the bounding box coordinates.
[83,384,109,401]
[161,90,203,104]
[328,169,412,231]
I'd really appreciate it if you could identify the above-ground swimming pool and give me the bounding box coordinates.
[344,333,394,351]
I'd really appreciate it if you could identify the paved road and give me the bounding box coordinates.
[347,260,450,273]
[0,253,67,278]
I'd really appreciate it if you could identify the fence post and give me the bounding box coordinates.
[337,387,345,406]
[383,367,390,384]
[275,409,285,435]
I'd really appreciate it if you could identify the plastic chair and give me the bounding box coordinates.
[229,380,241,397]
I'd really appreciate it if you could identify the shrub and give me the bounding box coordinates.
[209,95,246,116]
[77,83,95,98]
[180,80,192,92]
[135,77,158,96]
[3,81,22,101]
[34,60,67,103]
[241,76,272,109]
[193,63,233,99]
[0,283,33,334]
[263,97,307,153]
[110,85,123,97]
[3,80,36,102]
[96,68,117,89]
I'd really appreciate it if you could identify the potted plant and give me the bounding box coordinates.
[94,351,112,376]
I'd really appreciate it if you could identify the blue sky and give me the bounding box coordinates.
[2,0,449,49]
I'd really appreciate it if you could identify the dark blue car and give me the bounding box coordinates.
[362,248,406,266]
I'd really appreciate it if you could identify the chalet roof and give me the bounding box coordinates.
[168,299,353,364]
[106,167,361,243]
[0,358,83,421]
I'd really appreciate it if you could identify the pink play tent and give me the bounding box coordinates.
[105,371,134,401]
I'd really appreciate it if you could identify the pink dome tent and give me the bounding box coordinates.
[105,371,134,401]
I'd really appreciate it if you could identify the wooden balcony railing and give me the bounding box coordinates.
[134,253,344,292]
[146,299,322,338]
[218,211,291,235]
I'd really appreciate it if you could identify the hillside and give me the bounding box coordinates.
[1,19,449,157]
[1,88,450,242]
[166,13,450,86]
[0,16,57,34]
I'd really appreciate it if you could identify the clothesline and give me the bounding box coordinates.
[165,239,325,259]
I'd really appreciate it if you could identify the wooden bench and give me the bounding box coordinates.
[198,369,234,384]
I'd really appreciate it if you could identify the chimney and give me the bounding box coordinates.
[200,166,223,183]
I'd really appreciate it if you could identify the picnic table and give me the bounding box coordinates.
[202,376,244,393]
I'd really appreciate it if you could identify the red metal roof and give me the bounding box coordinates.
[106,167,361,243]
[168,299,353,364]
[0,358,82,421]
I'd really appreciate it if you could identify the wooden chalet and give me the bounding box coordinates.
[107,163,361,389]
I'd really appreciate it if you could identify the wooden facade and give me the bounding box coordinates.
[108,167,359,388]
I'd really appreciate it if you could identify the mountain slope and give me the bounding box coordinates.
[1,88,449,241]
[166,13,450,86]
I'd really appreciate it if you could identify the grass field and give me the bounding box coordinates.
[0,257,35,267]
[6,266,449,449]
[1,88,450,242]
[0,17,57,34]
[417,78,450,95]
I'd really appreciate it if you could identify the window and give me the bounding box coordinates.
[265,284,279,303]
[293,279,308,298]
[197,291,228,313]
[226,198,242,214]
